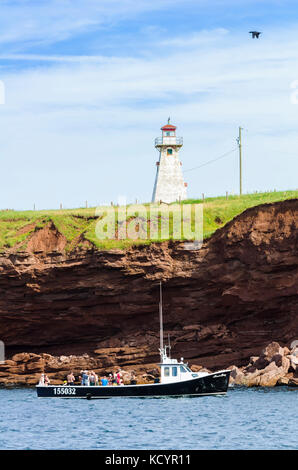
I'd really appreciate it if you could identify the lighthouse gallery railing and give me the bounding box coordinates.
[155,137,183,146]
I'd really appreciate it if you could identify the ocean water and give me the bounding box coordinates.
[0,387,297,450]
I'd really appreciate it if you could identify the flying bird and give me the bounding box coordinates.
[249,31,261,39]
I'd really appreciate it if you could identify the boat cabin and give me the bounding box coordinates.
[159,354,202,384]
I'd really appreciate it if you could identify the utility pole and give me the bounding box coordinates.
[237,126,243,196]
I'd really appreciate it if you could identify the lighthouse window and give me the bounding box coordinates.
[172,367,178,377]
[167,149,173,155]
[164,367,170,377]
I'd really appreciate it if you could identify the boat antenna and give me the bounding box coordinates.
[168,333,171,358]
[159,281,164,361]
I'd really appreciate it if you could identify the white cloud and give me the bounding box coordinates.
[160,28,229,47]
[0,54,108,63]
[0,0,193,48]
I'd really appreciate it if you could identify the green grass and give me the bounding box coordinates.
[186,190,298,238]
[0,190,297,252]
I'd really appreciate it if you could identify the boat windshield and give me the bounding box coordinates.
[180,365,192,373]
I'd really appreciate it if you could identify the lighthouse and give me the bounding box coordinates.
[152,119,187,203]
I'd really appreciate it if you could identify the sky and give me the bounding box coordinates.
[0,0,298,210]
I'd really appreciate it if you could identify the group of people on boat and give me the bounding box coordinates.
[77,370,124,387]
[39,369,137,387]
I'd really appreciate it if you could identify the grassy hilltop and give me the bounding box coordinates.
[0,190,297,252]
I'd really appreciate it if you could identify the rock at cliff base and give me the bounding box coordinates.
[262,342,285,361]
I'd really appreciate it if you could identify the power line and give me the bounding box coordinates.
[184,147,238,173]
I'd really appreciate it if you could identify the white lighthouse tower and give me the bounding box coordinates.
[152,119,187,204]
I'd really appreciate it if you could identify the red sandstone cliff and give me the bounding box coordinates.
[0,199,297,381]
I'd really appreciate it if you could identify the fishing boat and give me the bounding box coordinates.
[36,284,230,399]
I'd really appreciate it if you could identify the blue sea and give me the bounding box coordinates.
[0,387,297,450]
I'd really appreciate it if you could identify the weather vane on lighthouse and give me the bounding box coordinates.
[152,120,187,204]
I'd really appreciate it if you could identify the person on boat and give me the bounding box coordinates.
[108,374,113,386]
[130,371,137,385]
[67,372,75,386]
[38,373,45,386]
[94,372,99,386]
[116,369,122,385]
[85,371,90,386]
[44,375,50,386]
[101,376,108,386]
[81,370,89,386]
[89,372,96,386]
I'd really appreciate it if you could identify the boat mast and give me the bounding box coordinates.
[168,333,171,359]
[159,281,164,362]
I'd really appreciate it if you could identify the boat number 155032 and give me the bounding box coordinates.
[53,387,76,395]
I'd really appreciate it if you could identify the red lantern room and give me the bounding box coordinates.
[161,122,176,138]
[155,118,183,149]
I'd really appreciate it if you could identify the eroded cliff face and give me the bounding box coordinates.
[0,199,297,374]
